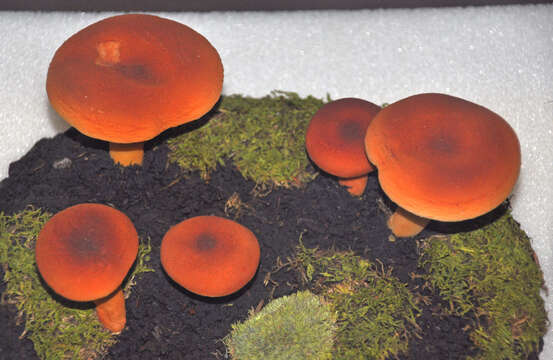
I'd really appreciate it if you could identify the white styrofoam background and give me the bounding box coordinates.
[0,5,551,358]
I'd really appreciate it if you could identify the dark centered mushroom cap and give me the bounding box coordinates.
[160,216,260,297]
[365,93,521,221]
[46,13,224,144]
[305,98,380,178]
[35,203,139,302]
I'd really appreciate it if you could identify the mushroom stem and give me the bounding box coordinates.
[109,142,144,166]
[94,286,127,333]
[338,175,368,196]
[387,206,430,237]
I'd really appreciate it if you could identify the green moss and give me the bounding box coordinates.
[419,211,547,360]
[0,208,154,360]
[293,241,420,360]
[123,236,155,294]
[223,290,336,360]
[167,91,326,188]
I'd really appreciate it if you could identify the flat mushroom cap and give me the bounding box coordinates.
[160,216,260,297]
[305,98,380,178]
[365,93,521,221]
[46,13,224,144]
[35,203,139,302]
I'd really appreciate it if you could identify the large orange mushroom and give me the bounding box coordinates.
[35,203,138,333]
[46,13,224,166]
[160,216,260,297]
[365,93,521,237]
[305,98,381,196]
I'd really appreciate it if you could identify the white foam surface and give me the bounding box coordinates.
[0,5,552,358]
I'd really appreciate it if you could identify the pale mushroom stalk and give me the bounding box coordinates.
[387,206,430,238]
[94,286,127,333]
[338,174,368,197]
[109,142,145,166]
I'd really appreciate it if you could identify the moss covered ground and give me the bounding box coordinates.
[167,91,326,189]
[419,212,547,360]
[290,240,421,359]
[223,290,336,360]
[0,92,548,359]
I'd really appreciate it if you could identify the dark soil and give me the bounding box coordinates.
[0,127,542,360]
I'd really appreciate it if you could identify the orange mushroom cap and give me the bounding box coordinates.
[305,98,380,179]
[36,203,139,302]
[365,93,521,222]
[46,13,224,144]
[160,216,260,297]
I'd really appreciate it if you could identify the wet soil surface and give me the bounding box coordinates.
[0,128,542,359]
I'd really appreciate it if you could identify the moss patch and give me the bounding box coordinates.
[290,240,420,359]
[419,211,547,359]
[167,91,326,189]
[223,290,336,360]
[0,208,154,360]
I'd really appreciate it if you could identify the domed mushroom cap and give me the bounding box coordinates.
[36,203,139,302]
[160,216,260,297]
[305,98,380,178]
[46,13,224,144]
[365,93,521,222]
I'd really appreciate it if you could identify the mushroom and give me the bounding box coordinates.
[305,98,381,196]
[46,13,224,166]
[364,93,521,237]
[160,216,260,297]
[35,203,138,333]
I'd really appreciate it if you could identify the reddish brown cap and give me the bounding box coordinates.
[160,216,260,297]
[46,13,224,144]
[36,203,139,302]
[305,98,380,178]
[365,93,521,221]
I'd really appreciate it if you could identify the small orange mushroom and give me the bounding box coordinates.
[365,93,521,237]
[46,13,224,166]
[160,216,260,297]
[305,98,380,196]
[35,203,138,333]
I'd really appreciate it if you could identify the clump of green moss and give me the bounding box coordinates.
[223,290,336,360]
[0,208,154,360]
[293,241,420,360]
[167,91,326,188]
[419,211,547,360]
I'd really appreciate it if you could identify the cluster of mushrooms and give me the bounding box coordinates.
[35,13,521,335]
[36,205,260,333]
[305,94,521,237]
[37,14,260,334]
